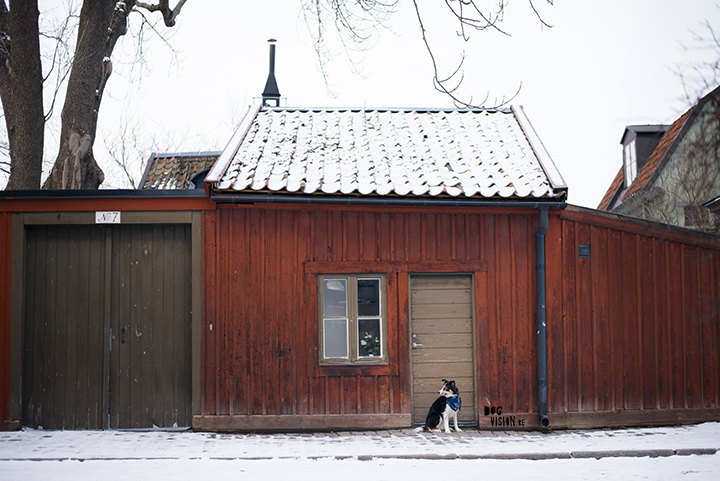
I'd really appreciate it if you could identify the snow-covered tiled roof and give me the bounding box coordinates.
[207,106,567,200]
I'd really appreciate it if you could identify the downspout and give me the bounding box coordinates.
[536,206,550,429]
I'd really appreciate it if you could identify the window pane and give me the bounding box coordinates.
[323,279,347,317]
[324,318,348,358]
[357,278,380,317]
[358,318,381,358]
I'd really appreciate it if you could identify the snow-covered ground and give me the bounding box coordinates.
[2,422,719,480]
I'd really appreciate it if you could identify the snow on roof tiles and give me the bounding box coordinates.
[212,107,565,199]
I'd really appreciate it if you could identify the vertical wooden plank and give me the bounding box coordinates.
[638,235,657,410]
[248,209,265,415]
[313,210,329,262]
[561,219,578,412]
[395,270,410,414]
[218,211,232,416]
[438,214,452,260]
[496,215,515,413]
[607,228,625,411]
[330,211,344,262]
[360,377,375,413]
[545,214,565,415]
[575,222,595,411]
[362,212,378,261]
[264,210,280,415]
[0,213,11,430]
[423,213,437,261]
[407,213,422,261]
[312,377,326,415]
[475,270,491,414]
[229,209,246,415]
[591,225,612,412]
[377,213,392,261]
[345,211,360,261]
[453,214,467,261]
[621,232,641,410]
[278,210,296,415]
[683,245,702,409]
[296,210,311,415]
[377,375,390,413]
[202,211,218,415]
[698,248,717,408]
[666,242,685,409]
[327,376,342,414]
[654,239,671,410]
[481,214,499,410]
[512,215,531,413]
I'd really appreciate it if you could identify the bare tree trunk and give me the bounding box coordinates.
[42,0,137,190]
[2,0,44,190]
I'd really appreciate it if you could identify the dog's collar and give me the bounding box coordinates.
[447,393,461,412]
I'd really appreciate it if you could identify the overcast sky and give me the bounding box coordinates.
[89,0,720,207]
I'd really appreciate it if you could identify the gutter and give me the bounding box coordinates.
[210,191,567,209]
[536,205,550,428]
[0,188,208,200]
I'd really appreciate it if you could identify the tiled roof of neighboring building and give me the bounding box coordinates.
[206,105,567,200]
[139,151,220,190]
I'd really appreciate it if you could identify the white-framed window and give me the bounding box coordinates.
[319,274,387,364]
[624,138,637,186]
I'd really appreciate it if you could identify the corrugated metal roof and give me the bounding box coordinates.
[210,107,566,200]
[140,152,220,190]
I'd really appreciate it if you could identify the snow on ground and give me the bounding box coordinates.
[1,422,719,480]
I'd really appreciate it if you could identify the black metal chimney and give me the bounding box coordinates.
[262,39,280,107]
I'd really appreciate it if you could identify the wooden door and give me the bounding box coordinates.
[22,225,109,430]
[410,275,476,426]
[22,224,191,430]
[108,225,192,429]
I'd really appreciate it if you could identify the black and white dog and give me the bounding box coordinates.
[416,379,462,433]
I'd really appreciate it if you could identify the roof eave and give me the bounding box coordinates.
[511,105,568,200]
[204,103,263,194]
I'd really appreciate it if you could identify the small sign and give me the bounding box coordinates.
[578,243,591,259]
[96,211,121,224]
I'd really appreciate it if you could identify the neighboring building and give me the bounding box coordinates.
[139,151,220,190]
[598,86,720,232]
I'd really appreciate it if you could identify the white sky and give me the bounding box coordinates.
[83,1,720,206]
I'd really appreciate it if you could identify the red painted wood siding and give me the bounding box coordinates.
[0,212,11,430]
[201,205,542,421]
[547,207,720,423]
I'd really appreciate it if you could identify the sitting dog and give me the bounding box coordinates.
[415,379,462,433]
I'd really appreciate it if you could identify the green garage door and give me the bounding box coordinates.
[22,224,192,430]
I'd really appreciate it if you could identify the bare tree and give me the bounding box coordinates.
[0,0,187,190]
[302,0,554,108]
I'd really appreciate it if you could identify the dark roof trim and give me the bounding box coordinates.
[0,188,208,200]
[210,191,566,209]
[620,125,670,144]
[511,105,568,198]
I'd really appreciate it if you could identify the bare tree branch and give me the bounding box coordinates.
[135,0,188,27]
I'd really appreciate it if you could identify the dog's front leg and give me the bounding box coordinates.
[443,414,450,433]
[453,413,462,432]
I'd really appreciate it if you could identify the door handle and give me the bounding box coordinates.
[412,342,423,349]
[120,327,126,345]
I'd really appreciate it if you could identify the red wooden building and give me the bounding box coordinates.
[1,105,718,432]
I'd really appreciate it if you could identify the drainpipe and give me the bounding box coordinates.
[536,205,550,429]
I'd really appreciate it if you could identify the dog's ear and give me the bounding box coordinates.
[449,380,456,387]
[442,379,448,384]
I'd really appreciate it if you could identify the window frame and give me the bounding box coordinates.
[318,274,388,365]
